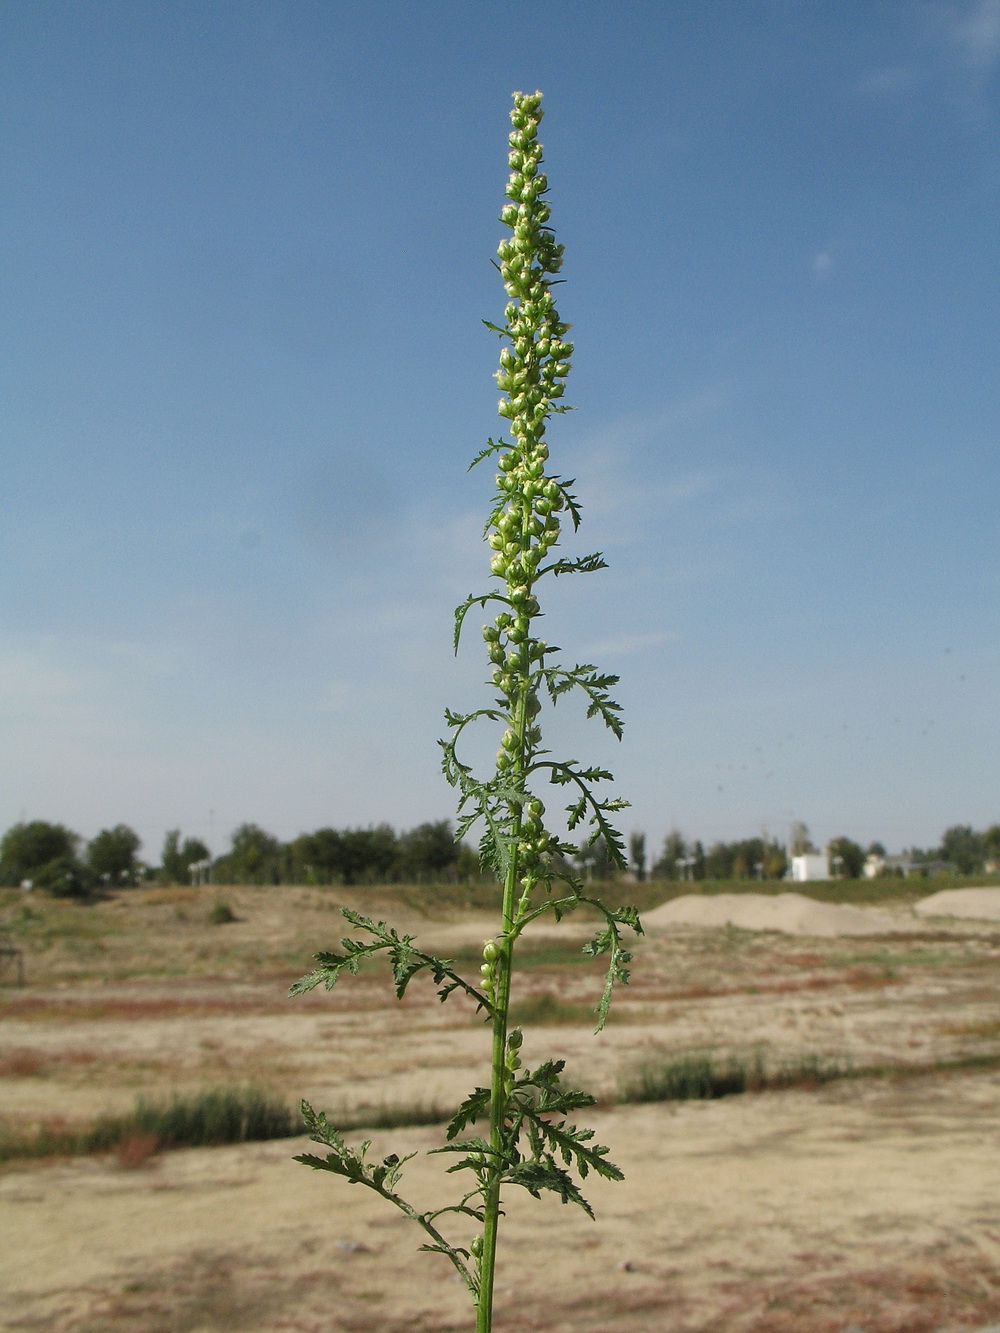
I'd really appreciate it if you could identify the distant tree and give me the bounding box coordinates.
[654,830,687,880]
[181,837,210,868]
[629,832,647,882]
[0,821,80,886]
[939,825,985,875]
[87,825,142,884]
[704,840,735,880]
[789,821,817,856]
[731,845,753,879]
[33,856,91,897]
[867,841,886,857]
[691,839,706,880]
[455,842,482,881]
[577,835,615,881]
[984,825,1000,866]
[162,831,210,883]
[397,821,459,881]
[828,835,865,879]
[217,823,283,885]
[339,825,398,885]
[288,827,345,884]
[762,841,788,880]
[161,829,184,882]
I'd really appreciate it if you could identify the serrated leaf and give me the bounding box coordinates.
[447,1086,491,1139]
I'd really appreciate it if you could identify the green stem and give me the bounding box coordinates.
[476,653,530,1333]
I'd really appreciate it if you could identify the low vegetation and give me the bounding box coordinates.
[0,1085,299,1165]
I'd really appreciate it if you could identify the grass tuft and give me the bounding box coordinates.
[335,1100,450,1131]
[508,989,600,1025]
[0,1085,301,1164]
[620,1050,850,1103]
[0,1086,451,1165]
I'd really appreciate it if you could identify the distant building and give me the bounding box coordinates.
[791,853,830,882]
[864,853,954,878]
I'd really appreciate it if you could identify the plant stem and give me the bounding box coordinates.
[477,675,529,1331]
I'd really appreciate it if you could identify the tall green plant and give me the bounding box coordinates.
[291,90,640,1333]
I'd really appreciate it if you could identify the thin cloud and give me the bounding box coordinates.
[582,630,679,657]
[953,0,1000,69]
[0,647,83,702]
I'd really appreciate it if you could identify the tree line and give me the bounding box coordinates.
[0,818,476,894]
[3,817,999,896]
[626,820,1000,882]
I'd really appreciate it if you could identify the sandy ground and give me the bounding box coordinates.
[915,889,1000,922]
[3,884,1000,1332]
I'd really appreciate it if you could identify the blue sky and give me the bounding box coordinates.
[2,1,998,865]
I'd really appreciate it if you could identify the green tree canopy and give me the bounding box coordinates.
[87,825,142,882]
[628,831,647,881]
[828,835,865,879]
[654,830,687,879]
[396,820,458,881]
[161,830,210,882]
[216,823,282,885]
[0,821,80,886]
[939,825,985,875]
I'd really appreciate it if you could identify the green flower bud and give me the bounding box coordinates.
[482,940,499,963]
[471,1235,484,1258]
[507,1026,523,1049]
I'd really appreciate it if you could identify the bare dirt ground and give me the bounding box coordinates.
[3,882,1000,1332]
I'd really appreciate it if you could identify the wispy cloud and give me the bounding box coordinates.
[582,630,679,657]
[0,647,84,702]
[953,0,1000,69]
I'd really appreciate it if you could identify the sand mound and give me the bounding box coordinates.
[913,887,1000,922]
[643,892,908,938]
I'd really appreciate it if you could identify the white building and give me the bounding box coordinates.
[790,852,830,882]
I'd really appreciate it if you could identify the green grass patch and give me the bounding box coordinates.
[0,1086,453,1166]
[334,1099,451,1131]
[620,1047,1000,1106]
[0,1085,300,1164]
[508,989,600,1025]
[620,1050,849,1103]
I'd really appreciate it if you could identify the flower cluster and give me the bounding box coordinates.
[479,90,578,909]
